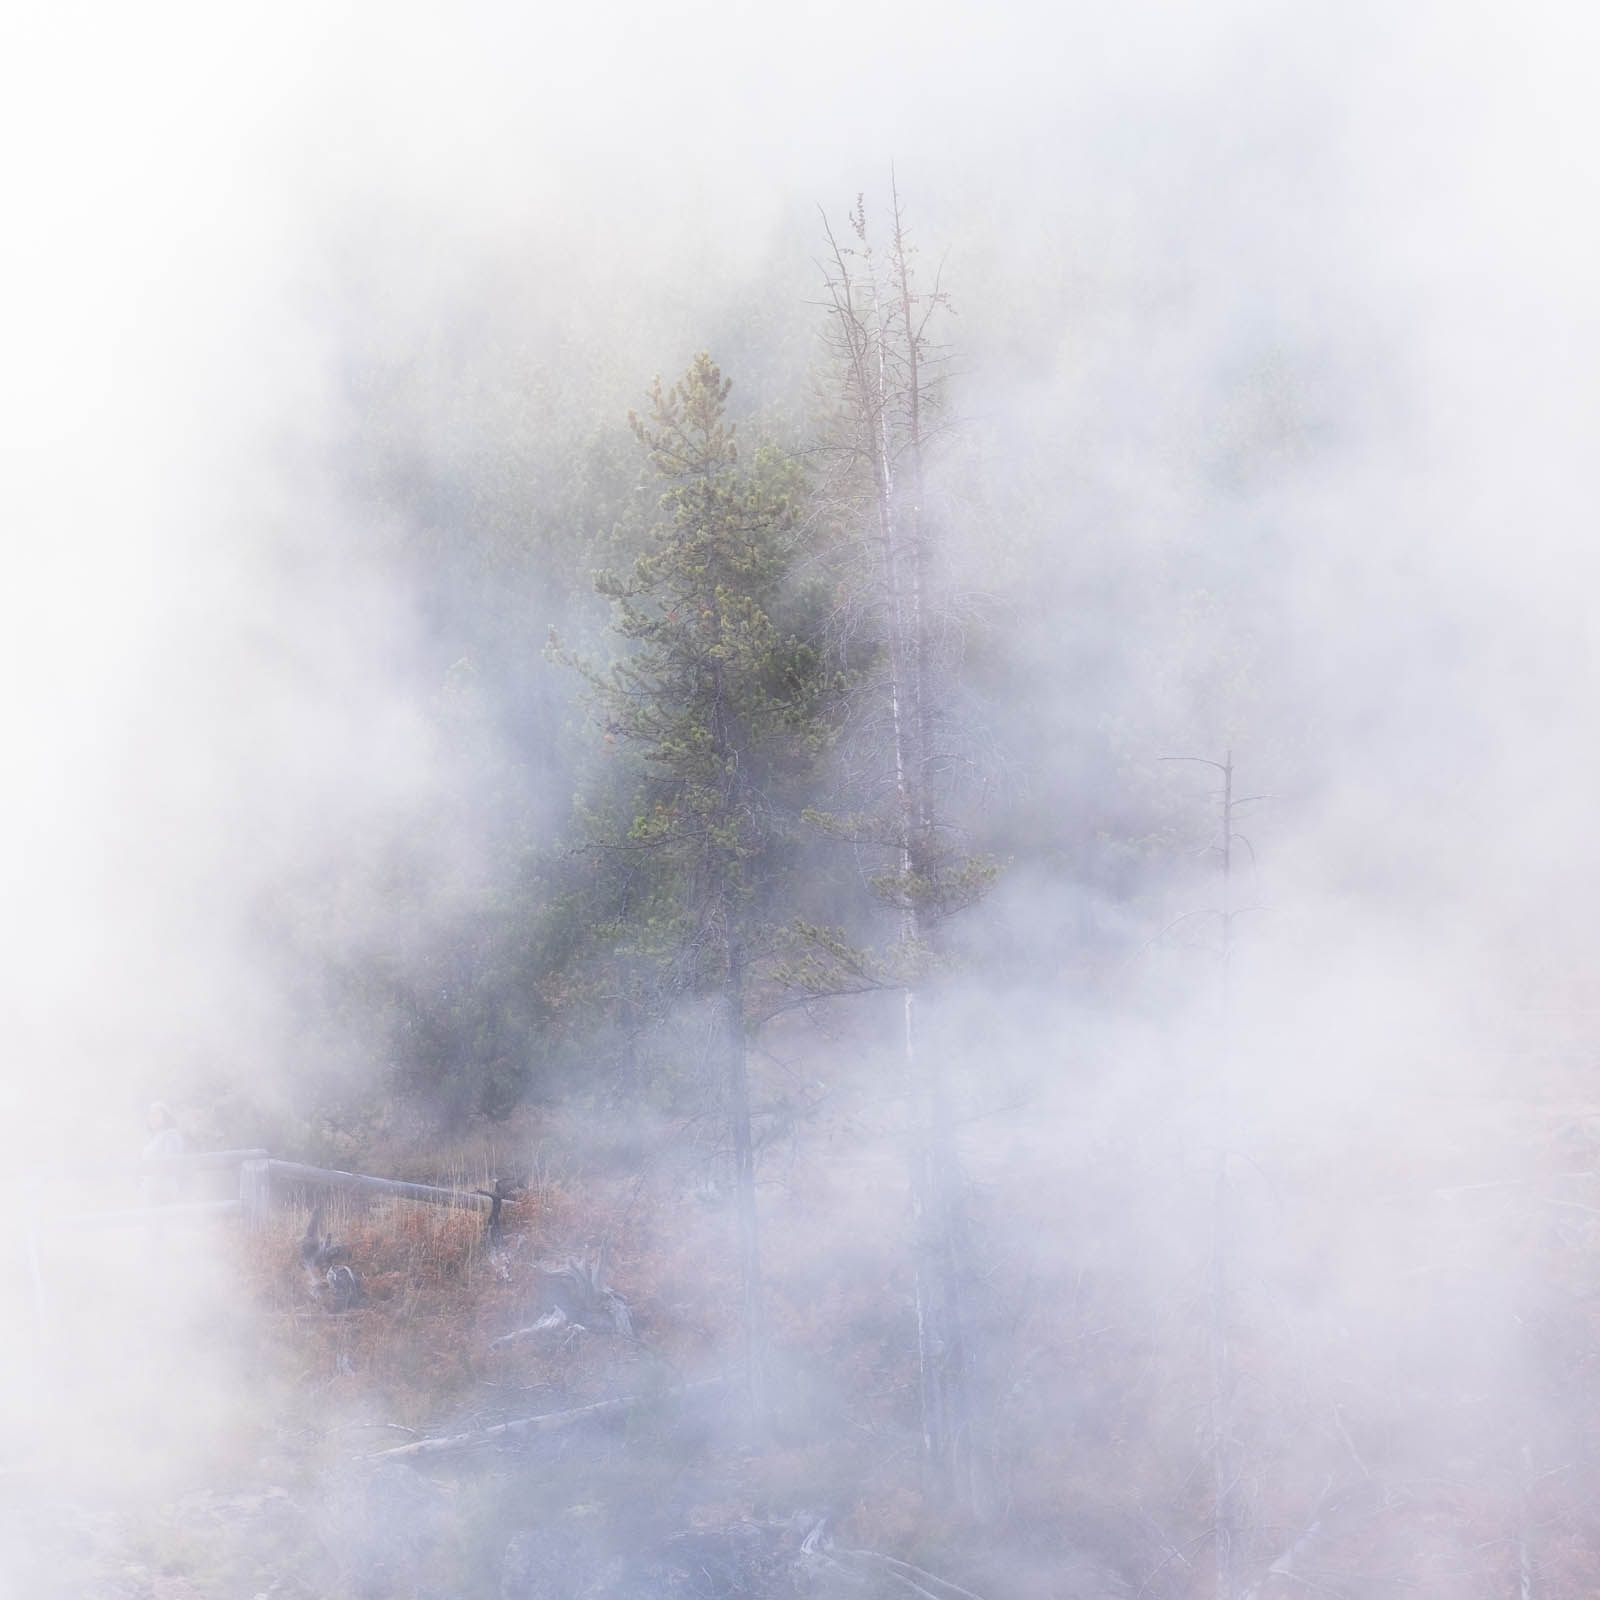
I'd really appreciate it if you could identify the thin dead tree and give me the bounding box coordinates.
[1159,749,1271,1598]
[815,182,992,1512]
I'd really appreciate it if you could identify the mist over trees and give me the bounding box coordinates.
[178,183,1600,1592]
[13,4,1600,1596]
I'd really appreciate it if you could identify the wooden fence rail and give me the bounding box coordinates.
[20,1149,495,1340]
[26,1152,490,1237]
[249,1159,491,1225]
[18,1149,271,1186]
[53,1198,246,1233]
[135,1148,271,1174]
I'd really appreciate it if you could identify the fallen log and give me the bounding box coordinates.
[365,1376,726,1461]
[486,1313,568,1350]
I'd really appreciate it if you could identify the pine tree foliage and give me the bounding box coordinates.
[595,355,837,949]
[556,352,844,1410]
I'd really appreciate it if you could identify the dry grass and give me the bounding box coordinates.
[11,1128,1002,1596]
[235,1163,711,1442]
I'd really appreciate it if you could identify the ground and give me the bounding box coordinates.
[11,1065,1600,1599]
[2,1124,1020,1599]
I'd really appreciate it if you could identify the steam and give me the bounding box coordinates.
[4,0,1599,1592]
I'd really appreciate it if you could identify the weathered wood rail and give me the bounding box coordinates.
[89,1148,272,1177]
[56,1197,247,1231]
[19,1148,494,1341]
[25,1151,491,1236]
[247,1158,491,1224]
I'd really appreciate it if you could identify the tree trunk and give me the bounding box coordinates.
[821,196,985,1510]
[725,929,765,1416]
[909,1021,983,1510]
[1211,1160,1236,1600]
[891,190,984,1514]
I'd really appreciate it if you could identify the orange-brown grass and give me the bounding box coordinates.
[219,1145,958,1584]
[235,1168,709,1441]
[243,1194,520,1431]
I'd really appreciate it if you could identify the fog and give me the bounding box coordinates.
[5,1,1600,1595]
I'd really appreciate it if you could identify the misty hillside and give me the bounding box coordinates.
[7,3,1600,1597]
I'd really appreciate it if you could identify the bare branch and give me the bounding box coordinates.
[363,1377,726,1460]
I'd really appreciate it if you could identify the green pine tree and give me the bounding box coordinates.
[558,353,841,1411]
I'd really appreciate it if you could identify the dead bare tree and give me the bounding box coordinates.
[1158,750,1270,1599]
[815,182,993,1512]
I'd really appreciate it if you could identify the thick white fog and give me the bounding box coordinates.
[5,2,1600,1596]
